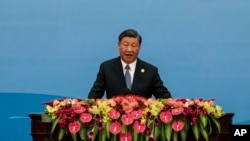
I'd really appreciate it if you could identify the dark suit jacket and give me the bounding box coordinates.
[88,57,171,99]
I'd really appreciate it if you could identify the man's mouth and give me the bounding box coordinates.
[125,54,133,58]
[125,53,133,57]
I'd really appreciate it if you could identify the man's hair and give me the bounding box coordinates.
[118,29,142,44]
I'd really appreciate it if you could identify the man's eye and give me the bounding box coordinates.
[132,44,138,47]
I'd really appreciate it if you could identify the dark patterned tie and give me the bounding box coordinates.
[125,65,131,90]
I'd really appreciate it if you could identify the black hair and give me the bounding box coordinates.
[118,29,142,44]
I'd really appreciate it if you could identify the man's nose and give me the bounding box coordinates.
[127,46,133,51]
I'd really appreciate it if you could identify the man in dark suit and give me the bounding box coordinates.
[88,29,171,99]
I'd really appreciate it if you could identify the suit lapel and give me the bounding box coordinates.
[112,57,127,87]
[132,59,144,89]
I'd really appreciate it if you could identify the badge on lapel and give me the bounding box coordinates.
[140,68,145,73]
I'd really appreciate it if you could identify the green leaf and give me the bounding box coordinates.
[165,122,173,141]
[192,124,200,141]
[199,115,208,128]
[180,120,189,141]
[207,118,213,135]
[133,127,138,141]
[159,124,166,141]
[98,129,106,141]
[145,135,149,141]
[71,133,77,141]
[209,115,221,133]
[111,134,117,141]
[92,122,99,141]
[41,113,52,122]
[79,123,87,141]
[198,121,209,141]
[58,128,65,141]
[200,128,209,141]
[51,116,60,134]
[105,121,110,139]
[121,124,127,133]
[141,132,147,141]
[153,125,160,140]
[172,131,178,141]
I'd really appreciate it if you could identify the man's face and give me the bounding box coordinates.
[118,37,141,64]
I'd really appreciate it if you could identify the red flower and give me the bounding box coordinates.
[43,101,54,107]
[58,118,67,128]
[120,132,132,141]
[68,121,81,134]
[171,107,184,115]
[190,116,198,125]
[109,122,121,135]
[159,111,172,124]
[172,120,184,132]
[98,122,104,130]
[121,113,134,125]
[149,134,156,141]
[80,113,92,123]
[154,118,160,127]
[133,120,146,133]
[94,114,101,122]
[108,109,121,119]
[87,131,94,139]
[131,110,142,119]
[145,125,151,135]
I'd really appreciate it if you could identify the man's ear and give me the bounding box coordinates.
[117,42,121,48]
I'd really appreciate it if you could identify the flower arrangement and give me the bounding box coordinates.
[43,95,225,141]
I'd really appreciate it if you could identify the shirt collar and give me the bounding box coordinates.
[121,59,137,71]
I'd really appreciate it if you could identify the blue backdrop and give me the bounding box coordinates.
[1,0,250,140]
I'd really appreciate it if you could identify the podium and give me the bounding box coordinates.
[29,113,234,141]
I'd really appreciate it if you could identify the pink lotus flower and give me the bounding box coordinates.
[131,110,142,119]
[80,113,92,123]
[172,120,184,132]
[121,113,134,125]
[159,111,172,124]
[120,132,132,141]
[72,106,86,114]
[68,121,81,134]
[133,120,146,133]
[171,107,184,115]
[108,109,121,119]
[109,122,121,135]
